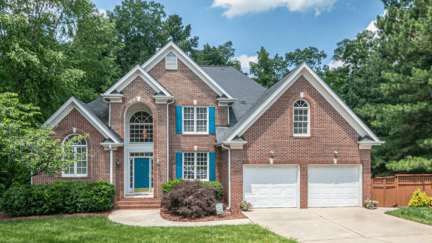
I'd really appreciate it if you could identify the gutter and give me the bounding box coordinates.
[221,143,231,210]
[166,98,175,182]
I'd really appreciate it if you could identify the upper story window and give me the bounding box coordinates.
[293,100,310,136]
[166,52,177,69]
[62,135,87,177]
[130,111,153,143]
[183,152,209,180]
[183,107,208,134]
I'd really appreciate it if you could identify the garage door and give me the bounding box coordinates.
[308,165,360,207]
[243,165,298,208]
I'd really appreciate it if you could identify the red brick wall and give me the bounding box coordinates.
[228,75,371,211]
[33,109,111,185]
[148,58,227,182]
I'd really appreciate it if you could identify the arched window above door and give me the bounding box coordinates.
[129,111,153,143]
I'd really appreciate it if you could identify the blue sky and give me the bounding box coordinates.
[93,0,385,72]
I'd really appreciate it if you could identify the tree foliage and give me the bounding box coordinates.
[191,41,242,71]
[0,0,120,121]
[0,93,85,195]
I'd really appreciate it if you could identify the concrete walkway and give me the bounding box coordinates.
[108,210,252,227]
[243,207,432,243]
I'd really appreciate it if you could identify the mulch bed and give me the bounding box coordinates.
[160,207,247,222]
[0,209,113,221]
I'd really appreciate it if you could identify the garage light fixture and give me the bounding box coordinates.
[334,151,338,164]
[270,151,274,164]
[116,160,121,167]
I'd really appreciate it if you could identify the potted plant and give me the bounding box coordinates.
[364,199,379,209]
[239,201,252,211]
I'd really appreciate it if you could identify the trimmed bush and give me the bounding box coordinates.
[162,179,184,194]
[161,180,219,218]
[201,181,223,200]
[162,179,223,200]
[408,188,432,207]
[0,180,116,217]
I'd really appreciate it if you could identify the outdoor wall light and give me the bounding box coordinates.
[334,151,338,164]
[116,160,121,167]
[270,151,275,164]
[157,159,160,166]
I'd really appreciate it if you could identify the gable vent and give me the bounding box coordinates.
[166,52,178,69]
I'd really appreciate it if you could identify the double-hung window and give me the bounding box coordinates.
[62,135,87,177]
[293,100,310,136]
[183,107,208,134]
[183,152,209,180]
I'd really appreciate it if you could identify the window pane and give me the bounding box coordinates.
[196,153,208,180]
[183,153,195,179]
[197,120,207,132]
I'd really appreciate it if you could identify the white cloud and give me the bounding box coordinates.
[234,54,258,69]
[327,60,344,70]
[366,20,378,33]
[97,8,108,18]
[211,0,340,18]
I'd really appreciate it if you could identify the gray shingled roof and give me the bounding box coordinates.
[200,66,266,120]
[216,67,300,143]
[76,97,123,143]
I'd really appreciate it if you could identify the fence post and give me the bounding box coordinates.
[383,177,387,207]
[395,175,399,207]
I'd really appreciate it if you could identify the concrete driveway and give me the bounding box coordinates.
[243,207,432,243]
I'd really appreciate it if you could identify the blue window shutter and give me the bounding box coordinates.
[209,152,216,181]
[176,106,182,134]
[209,107,215,134]
[176,152,183,179]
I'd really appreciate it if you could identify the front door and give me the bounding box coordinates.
[134,158,149,191]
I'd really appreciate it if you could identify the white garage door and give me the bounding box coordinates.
[308,166,360,207]
[243,165,298,208]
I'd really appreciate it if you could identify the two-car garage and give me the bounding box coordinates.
[243,164,362,208]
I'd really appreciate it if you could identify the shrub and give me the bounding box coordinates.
[0,180,116,217]
[201,181,223,200]
[162,179,223,200]
[408,188,432,207]
[161,180,219,218]
[162,179,184,194]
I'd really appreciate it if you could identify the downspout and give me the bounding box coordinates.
[166,99,175,182]
[109,145,113,184]
[221,143,231,210]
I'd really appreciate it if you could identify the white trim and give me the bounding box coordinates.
[61,134,88,178]
[103,65,171,96]
[44,97,121,144]
[142,41,234,99]
[182,106,209,135]
[182,152,210,181]
[293,99,311,137]
[225,63,382,144]
[297,164,301,209]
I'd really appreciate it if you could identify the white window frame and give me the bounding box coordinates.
[182,106,209,134]
[182,152,210,181]
[165,52,178,69]
[293,99,310,137]
[62,134,88,177]
[129,111,154,144]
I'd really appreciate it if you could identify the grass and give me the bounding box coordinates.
[386,207,432,225]
[0,216,297,243]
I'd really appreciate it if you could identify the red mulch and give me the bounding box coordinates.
[0,209,113,221]
[160,207,247,222]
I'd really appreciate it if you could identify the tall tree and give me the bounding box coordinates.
[0,0,120,121]
[108,0,166,74]
[359,0,432,174]
[191,41,242,71]
[163,14,199,54]
[285,46,327,77]
[249,47,289,88]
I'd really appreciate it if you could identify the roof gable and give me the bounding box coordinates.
[44,97,122,144]
[220,63,383,144]
[142,41,234,99]
[103,65,172,97]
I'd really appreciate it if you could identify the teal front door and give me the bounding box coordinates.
[134,158,149,189]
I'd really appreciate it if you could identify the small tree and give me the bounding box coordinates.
[0,93,84,194]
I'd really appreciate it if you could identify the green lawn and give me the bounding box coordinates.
[0,216,297,243]
[386,207,432,225]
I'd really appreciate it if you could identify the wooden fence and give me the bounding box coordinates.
[371,174,432,207]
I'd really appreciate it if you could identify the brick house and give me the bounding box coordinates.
[37,41,384,211]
